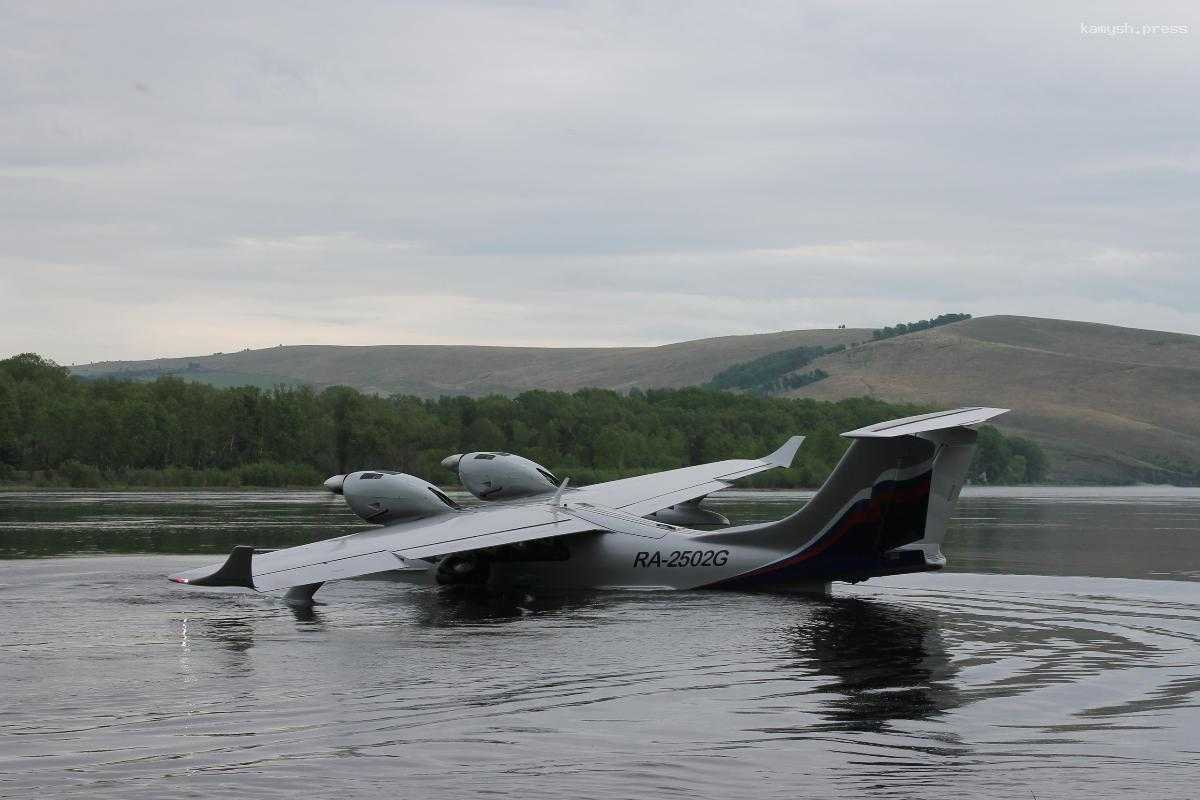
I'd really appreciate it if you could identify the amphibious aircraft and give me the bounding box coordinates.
[168,407,1006,606]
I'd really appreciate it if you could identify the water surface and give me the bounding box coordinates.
[1,488,1197,798]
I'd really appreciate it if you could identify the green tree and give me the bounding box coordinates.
[465,417,506,452]
[0,353,1048,488]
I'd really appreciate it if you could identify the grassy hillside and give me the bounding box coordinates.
[786,316,1200,484]
[74,328,869,397]
[69,315,1200,484]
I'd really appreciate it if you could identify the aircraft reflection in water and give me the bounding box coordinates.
[404,587,961,735]
[394,587,963,738]
[403,585,602,628]
[788,598,960,731]
[169,408,1008,606]
[175,580,961,740]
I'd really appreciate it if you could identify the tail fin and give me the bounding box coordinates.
[708,407,1006,588]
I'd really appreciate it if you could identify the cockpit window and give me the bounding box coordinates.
[360,472,384,480]
[536,468,559,484]
[473,453,496,460]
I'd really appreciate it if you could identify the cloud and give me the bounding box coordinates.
[2,1,1199,362]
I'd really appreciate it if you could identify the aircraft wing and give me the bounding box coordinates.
[170,503,597,591]
[568,435,804,516]
[169,435,804,593]
[394,435,804,562]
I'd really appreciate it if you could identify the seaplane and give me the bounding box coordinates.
[168,407,1006,606]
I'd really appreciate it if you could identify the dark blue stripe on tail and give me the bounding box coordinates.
[705,470,934,589]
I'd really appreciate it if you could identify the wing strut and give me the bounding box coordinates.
[549,476,570,507]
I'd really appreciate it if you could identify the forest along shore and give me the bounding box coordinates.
[1,353,1044,490]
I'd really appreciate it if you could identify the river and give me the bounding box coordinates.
[1,487,1197,798]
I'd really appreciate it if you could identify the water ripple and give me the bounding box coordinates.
[1,490,1198,798]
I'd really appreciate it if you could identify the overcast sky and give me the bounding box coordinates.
[2,1,1198,363]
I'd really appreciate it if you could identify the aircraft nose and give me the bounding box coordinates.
[440,454,463,471]
[323,474,346,494]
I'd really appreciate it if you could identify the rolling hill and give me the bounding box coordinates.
[73,327,869,397]
[72,316,1200,484]
[787,316,1200,483]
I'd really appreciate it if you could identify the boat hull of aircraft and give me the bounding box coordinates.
[365,531,841,594]
[169,407,1003,604]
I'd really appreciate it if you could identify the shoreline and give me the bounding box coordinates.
[3,482,1196,493]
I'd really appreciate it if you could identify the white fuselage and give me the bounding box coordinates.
[378,526,830,594]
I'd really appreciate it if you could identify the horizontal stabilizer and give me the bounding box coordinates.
[842,407,1008,439]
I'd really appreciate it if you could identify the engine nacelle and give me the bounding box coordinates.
[327,470,460,524]
[441,452,559,500]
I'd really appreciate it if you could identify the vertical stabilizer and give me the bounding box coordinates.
[703,408,1006,589]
